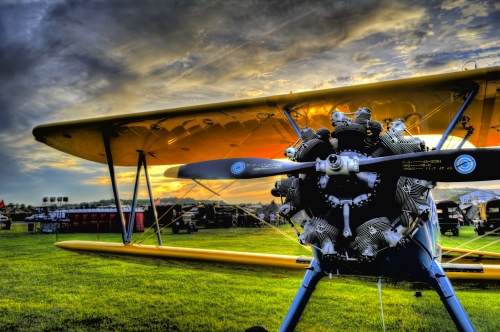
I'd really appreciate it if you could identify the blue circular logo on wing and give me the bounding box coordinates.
[231,161,246,175]
[454,155,476,174]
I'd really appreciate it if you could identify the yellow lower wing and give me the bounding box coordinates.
[55,241,500,281]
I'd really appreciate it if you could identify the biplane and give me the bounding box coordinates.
[33,66,500,331]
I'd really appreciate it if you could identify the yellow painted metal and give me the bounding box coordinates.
[34,67,500,167]
[54,240,312,269]
[445,265,500,281]
[55,241,500,280]
[441,246,500,258]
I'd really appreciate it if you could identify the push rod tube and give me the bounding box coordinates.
[457,127,474,149]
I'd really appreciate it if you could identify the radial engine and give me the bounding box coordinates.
[274,108,436,268]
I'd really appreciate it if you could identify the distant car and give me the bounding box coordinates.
[24,213,45,221]
[436,201,462,236]
[475,198,500,235]
[37,224,58,234]
[0,214,11,230]
[171,210,198,234]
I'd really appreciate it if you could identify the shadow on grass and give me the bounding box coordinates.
[64,248,500,292]
[68,249,304,280]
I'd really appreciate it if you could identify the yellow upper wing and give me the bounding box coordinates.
[33,66,500,166]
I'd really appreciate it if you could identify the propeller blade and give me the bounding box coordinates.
[164,158,315,179]
[165,148,500,182]
[359,148,500,182]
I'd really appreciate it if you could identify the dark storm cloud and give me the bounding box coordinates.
[3,0,500,204]
[0,0,404,128]
[352,52,370,63]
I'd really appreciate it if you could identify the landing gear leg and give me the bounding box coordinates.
[279,258,324,332]
[425,260,475,332]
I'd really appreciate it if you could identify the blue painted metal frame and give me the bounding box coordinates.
[102,131,163,246]
[280,247,324,332]
[282,107,302,138]
[102,130,127,244]
[126,154,143,243]
[425,260,475,332]
[457,127,474,149]
[436,86,478,150]
[279,198,475,331]
[143,155,163,246]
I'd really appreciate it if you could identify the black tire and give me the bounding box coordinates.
[477,226,485,236]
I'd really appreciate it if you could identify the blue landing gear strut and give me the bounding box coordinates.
[279,258,324,332]
[425,260,475,332]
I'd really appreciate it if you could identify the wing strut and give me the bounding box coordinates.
[143,155,163,246]
[102,130,163,246]
[435,85,478,150]
[102,130,127,244]
[282,107,302,138]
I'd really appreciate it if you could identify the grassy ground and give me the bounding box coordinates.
[0,225,499,331]
[441,226,500,253]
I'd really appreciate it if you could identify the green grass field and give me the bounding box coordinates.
[1,224,499,331]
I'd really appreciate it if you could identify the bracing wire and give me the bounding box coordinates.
[132,183,198,244]
[443,226,500,264]
[223,114,272,159]
[137,180,238,244]
[406,89,468,132]
[441,226,500,256]
[447,238,500,264]
[192,179,313,251]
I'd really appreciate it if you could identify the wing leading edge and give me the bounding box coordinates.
[33,66,500,166]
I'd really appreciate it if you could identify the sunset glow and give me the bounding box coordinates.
[2,1,500,205]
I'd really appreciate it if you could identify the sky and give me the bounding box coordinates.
[1,0,500,207]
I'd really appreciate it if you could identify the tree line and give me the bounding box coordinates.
[2,197,258,212]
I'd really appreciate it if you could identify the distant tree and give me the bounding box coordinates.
[448,194,464,202]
